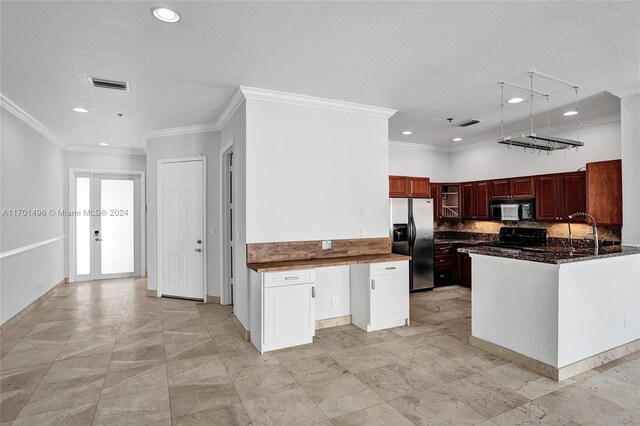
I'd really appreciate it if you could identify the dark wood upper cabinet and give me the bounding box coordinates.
[389,176,430,198]
[563,172,586,220]
[490,177,535,199]
[536,175,563,221]
[389,176,409,198]
[461,182,490,220]
[490,179,511,199]
[536,172,586,222]
[461,183,475,219]
[511,177,536,198]
[429,183,440,217]
[409,177,430,198]
[587,160,622,226]
[475,181,490,219]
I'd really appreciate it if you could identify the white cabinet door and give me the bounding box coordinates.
[370,273,409,327]
[263,283,315,346]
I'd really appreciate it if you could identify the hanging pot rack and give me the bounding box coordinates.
[497,70,584,153]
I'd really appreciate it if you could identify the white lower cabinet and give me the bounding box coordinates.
[350,260,409,332]
[250,269,316,353]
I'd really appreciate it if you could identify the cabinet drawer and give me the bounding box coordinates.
[264,269,316,288]
[435,245,455,256]
[370,261,409,276]
[434,270,454,284]
[434,255,455,269]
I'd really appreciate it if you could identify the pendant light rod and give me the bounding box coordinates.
[529,70,579,89]
[500,81,549,97]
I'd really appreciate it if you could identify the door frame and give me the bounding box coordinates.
[68,169,146,283]
[219,139,234,305]
[156,157,207,300]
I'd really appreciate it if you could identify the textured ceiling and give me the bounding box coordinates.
[1,1,638,150]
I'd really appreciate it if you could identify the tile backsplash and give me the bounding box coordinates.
[435,220,621,242]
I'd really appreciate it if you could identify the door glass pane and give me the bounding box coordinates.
[100,179,134,274]
[76,177,90,275]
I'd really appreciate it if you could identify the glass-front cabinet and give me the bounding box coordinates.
[440,184,460,219]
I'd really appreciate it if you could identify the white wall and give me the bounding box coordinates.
[1,108,65,324]
[245,99,390,243]
[449,120,621,182]
[64,151,146,277]
[145,131,221,297]
[389,143,450,182]
[621,94,640,246]
[315,266,351,320]
[220,102,249,327]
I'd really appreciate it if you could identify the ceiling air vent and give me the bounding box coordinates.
[88,76,130,91]
[455,119,481,127]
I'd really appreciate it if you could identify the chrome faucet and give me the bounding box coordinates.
[567,212,598,252]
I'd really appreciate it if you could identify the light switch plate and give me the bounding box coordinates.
[322,240,332,250]
[361,207,367,216]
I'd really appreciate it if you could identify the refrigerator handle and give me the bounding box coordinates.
[409,217,417,247]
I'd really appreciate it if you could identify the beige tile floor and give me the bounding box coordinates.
[1,278,639,425]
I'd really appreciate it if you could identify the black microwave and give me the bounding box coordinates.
[490,199,535,221]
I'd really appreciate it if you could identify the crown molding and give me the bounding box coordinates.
[65,145,146,156]
[0,93,66,149]
[142,86,396,140]
[607,81,640,98]
[239,86,397,118]
[389,140,450,153]
[142,123,219,140]
[214,87,245,129]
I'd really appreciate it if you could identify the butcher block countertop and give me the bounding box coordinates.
[248,253,411,273]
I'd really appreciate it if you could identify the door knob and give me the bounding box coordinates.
[197,239,202,244]
[195,248,202,252]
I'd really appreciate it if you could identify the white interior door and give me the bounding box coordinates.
[94,175,140,280]
[159,159,205,300]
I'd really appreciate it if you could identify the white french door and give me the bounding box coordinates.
[73,173,141,281]
[158,159,206,301]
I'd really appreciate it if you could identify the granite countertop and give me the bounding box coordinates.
[458,245,640,264]
[248,253,411,273]
[434,239,491,246]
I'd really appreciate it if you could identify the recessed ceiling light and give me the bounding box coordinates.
[453,137,463,142]
[402,131,412,135]
[508,97,524,104]
[563,110,578,116]
[72,107,88,113]
[151,7,180,23]
[99,142,110,146]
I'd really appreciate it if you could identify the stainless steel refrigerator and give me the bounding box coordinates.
[390,198,434,291]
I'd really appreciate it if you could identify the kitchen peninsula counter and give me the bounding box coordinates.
[459,245,640,264]
[467,244,640,381]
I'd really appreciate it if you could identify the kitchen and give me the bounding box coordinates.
[1,2,639,425]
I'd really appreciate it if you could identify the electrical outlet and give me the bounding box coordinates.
[361,207,367,216]
[322,240,332,250]
[38,279,44,291]
[209,227,215,236]
[361,228,368,237]
[331,296,339,306]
